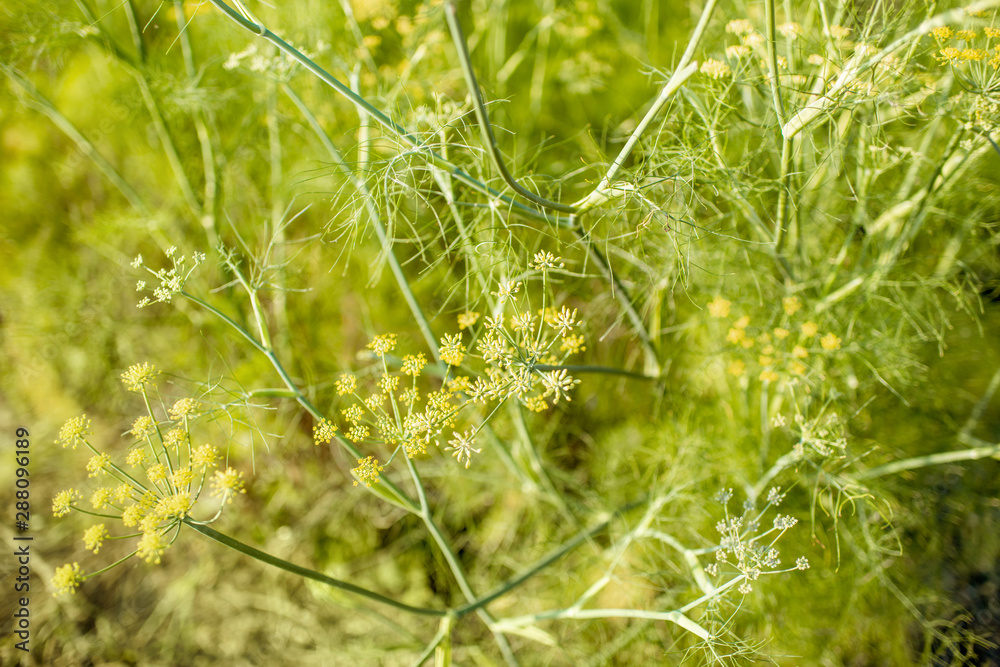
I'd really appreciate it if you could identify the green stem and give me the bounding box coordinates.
[3,67,148,214]
[763,0,786,127]
[573,0,717,212]
[454,511,617,616]
[413,615,454,667]
[204,0,569,227]
[402,455,518,664]
[508,402,573,519]
[534,364,656,380]
[581,240,660,376]
[960,367,1000,437]
[857,441,1000,480]
[184,519,447,616]
[172,0,220,247]
[444,0,574,214]
[773,137,792,253]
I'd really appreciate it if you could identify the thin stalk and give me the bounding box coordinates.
[350,71,372,175]
[412,617,452,667]
[3,68,148,214]
[122,1,203,220]
[226,260,274,351]
[856,442,1000,480]
[582,240,661,376]
[773,137,792,253]
[172,0,220,247]
[574,0,718,212]
[204,0,570,227]
[184,520,447,616]
[281,85,441,361]
[402,455,518,665]
[960,366,1000,437]
[763,0,786,127]
[454,511,619,616]
[496,606,710,640]
[265,77,291,355]
[434,612,454,667]
[508,402,574,521]
[402,456,475,601]
[444,0,574,214]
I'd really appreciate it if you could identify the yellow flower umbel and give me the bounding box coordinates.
[313,418,337,445]
[352,456,385,487]
[211,467,246,504]
[457,311,480,330]
[56,415,92,449]
[708,296,731,318]
[169,398,199,420]
[700,58,732,79]
[52,563,84,596]
[121,362,159,392]
[782,297,802,316]
[820,333,842,351]
[367,333,398,357]
[83,524,109,554]
[336,373,357,395]
[439,333,467,367]
[130,416,155,438]
[327,267,587,479]
[52,489,82,517]
[50,366,245,594]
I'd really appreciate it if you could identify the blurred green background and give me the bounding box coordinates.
[2,0,1000,664]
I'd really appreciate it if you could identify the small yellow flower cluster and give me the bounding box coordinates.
[313,418,337,445]
[211,468,246,504]
[50,367,242,595]
[931,23,1000,72]
[130,416,154,438]
[131,248,206,309]
[700,58,732,80]
[336,373,357,395]
[457,311,480,330]
[169,398,199,420]
[778,22,803,41]
[352,455,385,487]
[466,275,584,413]
[439,333,466,367]
[56,415,92,449]
[121,362,160,392]
[446,429,482,469]
[367,333,398,357]
[529,251,565,272]
[52,489,83,517]
[52,563,84,596]
[328,333,468,463]
[708,296,845,385]
[83,524,109,554]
